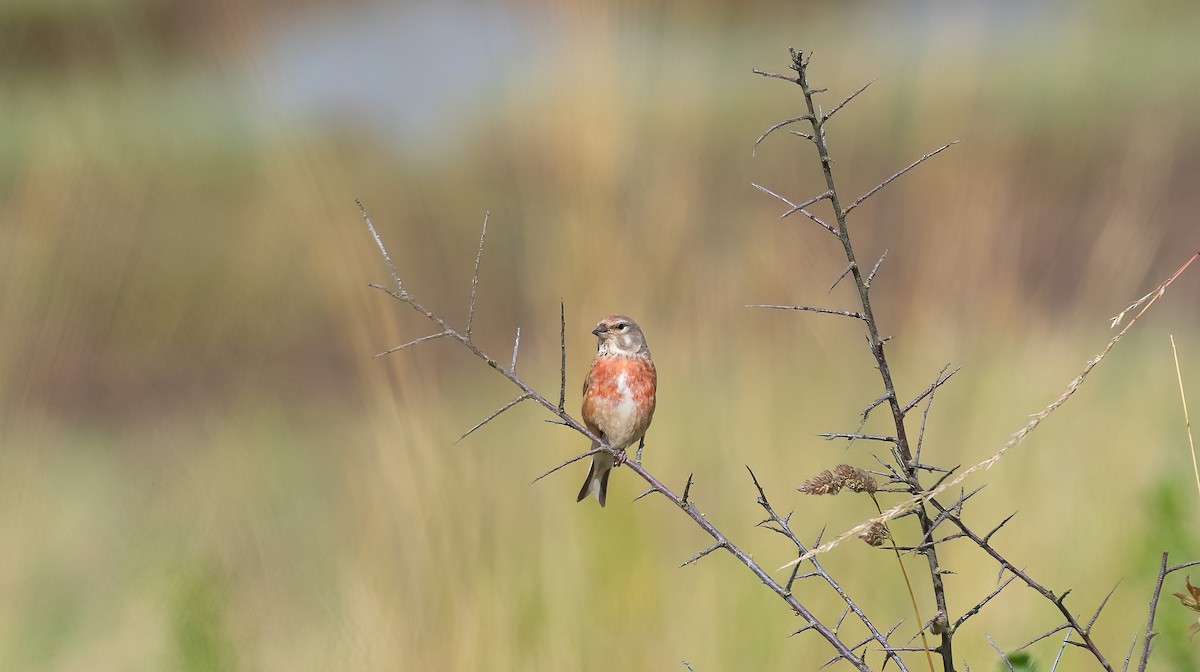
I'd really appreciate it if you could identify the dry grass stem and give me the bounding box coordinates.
[1170,334,1199,501]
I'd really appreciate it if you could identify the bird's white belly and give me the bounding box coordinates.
[600,371,639,448]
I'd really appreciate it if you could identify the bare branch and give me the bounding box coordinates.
[358,199,403,293]
[633,486,657,503]
[746,304,864,320]
[1085,581,1122,633]
[530,447,605,486]
[751,182,836,234]
[913,365,958,464]
[465,211,489,341]
[558,299,567,413]
[983,512,1017,544]
[1050,628,1073,671]
[457,394,533,443]
[1015,622,1071,651]
[374,330,451,358]
[952,573,1017,632]
[829,262,855,293]
[681,542,725,568]
[1167,559,1200,574]
[902,366,962,414]
[1137,552,1170,672]
[843,142,959,216]
[988,635,1017,672]
[752,68,799,83]
[818,432,898,444]
[781,190,834,220]
[866,249,888,288]
[753,115,813,155]
[1122,633,1139,672]
[823,79,874,122]
[510,327,521,372]
[681,473,695,507]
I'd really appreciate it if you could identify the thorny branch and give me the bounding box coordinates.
[359,201,873,671]
[754,48,1199,672]
[364,46,1200,671]
[757,47,958,671]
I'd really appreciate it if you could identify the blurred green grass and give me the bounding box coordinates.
[2,1,1199,670]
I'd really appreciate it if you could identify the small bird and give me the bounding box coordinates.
[577,314,657,506]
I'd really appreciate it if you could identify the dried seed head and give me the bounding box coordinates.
[857,521,890,547]
[835,464,878,494]
[798,469,842,495]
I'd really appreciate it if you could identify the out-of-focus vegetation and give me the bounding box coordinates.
[1,0,1199,670]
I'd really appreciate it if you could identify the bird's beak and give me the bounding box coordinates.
[592,324,608,336]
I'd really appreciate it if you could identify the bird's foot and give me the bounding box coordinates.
[613,447,629,466]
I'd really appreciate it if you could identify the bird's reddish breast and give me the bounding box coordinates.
[581,356,657,444]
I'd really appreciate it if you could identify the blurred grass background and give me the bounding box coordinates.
[2,0,1199,669]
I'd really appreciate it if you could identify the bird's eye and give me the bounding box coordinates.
[616,323,627,330]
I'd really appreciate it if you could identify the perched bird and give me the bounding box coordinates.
[577,315,657,506]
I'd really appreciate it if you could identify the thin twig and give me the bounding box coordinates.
[866,249,888,288]
[530,447,605,486]
[681,542,724,567]
[987,635,1017,672]
[511,327,521,372]
[753,115,813,155]
[818,432,898,443]
[1050,628,1073,671]
[902,366,961,415]
[1122,633,1139,672]
[781,190,834,220]
[457,393,532,443]
[829,263,856,293]
[358,199,403,293]
[823,79,874,122]
[1137,552,1169,672]
[374,330,451,358]
[1085,581,1121,633]
[558,299,567,414]
[951,574,1017,632]
[746,304,863,320]
[466,211,489,341]
[914,366,957,463]
[752,68,799,83]
[843,142,960,216]
[751,182,836,234]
